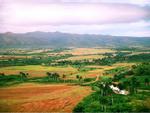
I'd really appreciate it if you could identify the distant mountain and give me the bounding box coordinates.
[0,31,150,48]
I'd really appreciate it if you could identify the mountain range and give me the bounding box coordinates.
[0,31,150,48]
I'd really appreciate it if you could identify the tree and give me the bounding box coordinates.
[122,80,130,91]
[144,78,149,86]
[96,77,113,112]
[134,63,150,76]
[19,72,28,81]
[99,97,108,112]
[0,73,5,76]
[76,75,80,79]
[53,72,60,81]
[79,76,82,81]
[46,72,52,80]
[118,83,125,90]
[129,77,140,94]
[62,74,66,82]
[62,74,66,79]
[46,72,60,81]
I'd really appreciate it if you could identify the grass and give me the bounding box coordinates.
[73,91,150,112]
[0,62,135,79]
[0,48,149,112]
[0,65,74,71]
[68,62,134,78]
[61,48,116,55]
[0,65,78,78]
[60,55,105,61]
[0,55,32,60]
[105,67,127,75]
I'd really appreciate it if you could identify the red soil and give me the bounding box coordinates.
[0,83,92,112]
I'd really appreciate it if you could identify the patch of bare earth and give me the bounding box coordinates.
[0,83,92,112]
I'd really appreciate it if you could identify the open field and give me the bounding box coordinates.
[0,47,149,112]
[0,48,52,54]
[0,65,78,78]
[0,55,32,60]
[59,55,105,61]
[60,48,116,55]
[0,62,135,79]
[0,83,92,112]
[76,63,135,78]
[0,1,150,111]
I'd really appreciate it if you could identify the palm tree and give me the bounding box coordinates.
[97,82,105,96]
[19,72,28,81]
[129,77,139,94]
[97,77,113,112]
[46,72,60,81]
[62,74,66,79]
[79,76,82,81]
[62,74,66,82]
[0,73,5,76]
[122,80,130,91]
[76,75,80,79]
[25,73,29,79]
[99,96,108,112]
[97,81,106,111]
[144,78,149,86]
[46,72,52,80]
[53,73,60,81]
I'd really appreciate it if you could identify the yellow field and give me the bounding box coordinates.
[60,48,116,55]
[113,62,135,67]
[82,62,135,77]
[0,83,92,112]
[0,62,135,79]
[0,55,32,60]
[59,55,105,61]
[0,65,78,78]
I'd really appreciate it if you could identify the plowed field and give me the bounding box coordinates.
[0,83,92,112]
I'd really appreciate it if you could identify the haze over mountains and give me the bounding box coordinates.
[0,32,150,48]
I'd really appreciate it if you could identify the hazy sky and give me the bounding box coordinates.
[0,0,150,36]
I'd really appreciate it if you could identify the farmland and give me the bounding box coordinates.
[0,65,78,78]
[0,62,134,79]
[0,47,150,112]
[59,55,105,61]
[58,48,116,55]
[1,0,150,112]
[0,83,92,112]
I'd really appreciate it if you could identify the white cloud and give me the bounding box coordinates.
[1,3,148,25]
[0,0,150,36]
[11,0,150,5]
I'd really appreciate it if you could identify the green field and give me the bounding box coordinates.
[0,47,150,112]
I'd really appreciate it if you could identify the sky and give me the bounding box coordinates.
[0,0,150,36]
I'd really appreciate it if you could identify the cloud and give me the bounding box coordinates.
[1,3,149,26]
[2,0,150,5]
[0,0,150,36]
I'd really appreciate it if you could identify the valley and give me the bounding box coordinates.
[0,47,150,112]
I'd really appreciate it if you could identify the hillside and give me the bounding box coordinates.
[0,32,150,48]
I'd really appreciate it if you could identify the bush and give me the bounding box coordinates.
[85,101,100,112]
[84,78,95,82]
[73,102,84,112]
[110,103,132,112]
[132,101,150,112]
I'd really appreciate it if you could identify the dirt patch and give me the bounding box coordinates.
[0,83,92,112]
